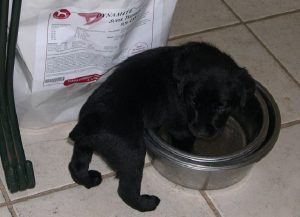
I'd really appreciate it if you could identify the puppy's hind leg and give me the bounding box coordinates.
[69,141,102,189]
[117,147,160,212]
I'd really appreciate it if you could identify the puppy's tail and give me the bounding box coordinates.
[69,124,85,142]
[69,113,102,142]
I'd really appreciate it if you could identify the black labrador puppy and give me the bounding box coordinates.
[68,42,255,212]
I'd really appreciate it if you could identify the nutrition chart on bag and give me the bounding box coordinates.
[33,0,160,91]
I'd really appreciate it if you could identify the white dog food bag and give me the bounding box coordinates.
[15,0,177,128]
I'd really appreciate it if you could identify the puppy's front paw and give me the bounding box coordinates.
[139,195,160,212]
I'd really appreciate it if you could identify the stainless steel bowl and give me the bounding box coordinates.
[145,82,281,190]
[156,90,269,162]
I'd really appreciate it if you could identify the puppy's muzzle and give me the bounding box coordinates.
[188,123,220,139]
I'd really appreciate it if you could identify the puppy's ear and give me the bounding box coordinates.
[173,53,192,96]
[237,68,256,107]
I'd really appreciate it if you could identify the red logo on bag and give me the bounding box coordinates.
[63,74,101,86]
[53,9,71,19]
[78,12,103,25]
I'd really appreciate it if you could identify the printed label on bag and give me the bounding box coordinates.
[33,0,158,91]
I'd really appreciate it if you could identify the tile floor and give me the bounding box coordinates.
[1,0,300,216]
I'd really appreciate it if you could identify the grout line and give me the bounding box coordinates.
[0,179,17,217]
[168,22,241,41]
[0,179,12,205]
[220,0,300,88]
[24,138,70,147]
[281,120,300,128]
[0,202,6,208]
[7,205,17,217]
[200,191,222,217]
[244,8,300,24]
[9,183,79,205]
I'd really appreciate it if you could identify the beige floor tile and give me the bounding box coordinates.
[169,25,300,124]
[0,207,11,217]
[249,13,300,84]
[0,139,113,201]
[224,0,300,21]
[20,121,76,145]
[205,124,300,217]
[169,0,238,38]
[13,167,215,217]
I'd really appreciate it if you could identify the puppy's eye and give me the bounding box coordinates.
[216,107,228,113]
[191,100,196,106]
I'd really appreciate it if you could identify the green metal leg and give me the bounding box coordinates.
[0,0,35,193]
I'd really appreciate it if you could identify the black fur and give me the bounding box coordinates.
[68,42,255,212]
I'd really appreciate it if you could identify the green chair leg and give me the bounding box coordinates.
[0,0,35,193]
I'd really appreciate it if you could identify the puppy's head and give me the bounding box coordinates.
[173,42,256,138]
